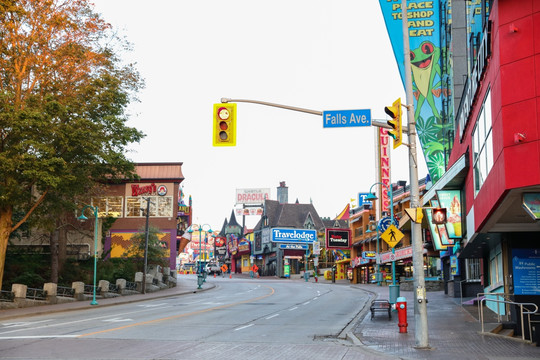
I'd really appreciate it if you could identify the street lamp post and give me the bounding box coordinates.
[187,224,213,289]
[366,181,399,303]
[142,197,151,294]
[77,205,100,306]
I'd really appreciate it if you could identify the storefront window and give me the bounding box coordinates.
[92,196,123,217]
[125,196,173,217]
[465,258,481,280]
[473,89,493,195]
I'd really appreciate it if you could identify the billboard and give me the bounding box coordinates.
[236,188,270,205]
[326,228,351,249]
[436,190,463,239]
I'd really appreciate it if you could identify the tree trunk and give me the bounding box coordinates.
[0,207,14,290]
[50,231,59,284]
[58,220,68,275]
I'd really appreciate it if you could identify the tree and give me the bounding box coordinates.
[123,226,169,272]
[0,0,145,289]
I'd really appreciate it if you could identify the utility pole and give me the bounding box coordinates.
[142,197,151,294]
[402,0,429,348]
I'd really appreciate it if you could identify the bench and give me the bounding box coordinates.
[370,299,391,320]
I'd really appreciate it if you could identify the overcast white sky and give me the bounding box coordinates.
[91,0,427,231]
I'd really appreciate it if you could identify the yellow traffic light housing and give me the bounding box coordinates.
[213,103,236,146]
[384,98,402,149]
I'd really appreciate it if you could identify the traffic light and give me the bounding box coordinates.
[384,98,402,149]
[213,103,236,146]
[431,208,447,224]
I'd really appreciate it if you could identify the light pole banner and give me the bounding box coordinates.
[271,228,317,243]
[379,0,450,183]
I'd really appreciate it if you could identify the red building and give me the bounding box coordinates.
[422,0,540,332]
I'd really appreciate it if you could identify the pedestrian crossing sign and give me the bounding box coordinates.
[380,225,404,248]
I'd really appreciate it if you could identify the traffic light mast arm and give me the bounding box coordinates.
[221,98,322,116]
[221,97,409,142]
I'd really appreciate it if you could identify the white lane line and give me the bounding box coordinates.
[289,307,298,311]
[265,314,279,320]
[303,301,311,305]
[1,320,52,328]
[234,324,254,331]
[0,335,79,339]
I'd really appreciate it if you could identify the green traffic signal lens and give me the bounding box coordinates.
[219,131,228,140]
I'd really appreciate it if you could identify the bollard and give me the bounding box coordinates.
[396,296,408,333]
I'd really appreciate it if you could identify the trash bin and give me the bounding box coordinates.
[304,272,309,282]
[197,274,204,287]
[389,284,400,304]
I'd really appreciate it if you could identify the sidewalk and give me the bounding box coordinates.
[1,275,539,359]
[343,281,540,360]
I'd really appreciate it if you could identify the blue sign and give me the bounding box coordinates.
[279,243,309,250]
[512,248,540,295]
[378,217,398,233]
[322,109,371,128]
[358,193,372,206]
[271,228,317,243]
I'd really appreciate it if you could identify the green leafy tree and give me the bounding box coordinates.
[0,0,145,289]
[123,226,168,271]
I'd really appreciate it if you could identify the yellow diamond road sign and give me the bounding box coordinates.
[380,224,404,248]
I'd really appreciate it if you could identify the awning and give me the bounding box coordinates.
[421,152,469,206]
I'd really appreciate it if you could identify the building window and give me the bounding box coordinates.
[125,196,174,217]
[489,244,503,287]
[473,89,493,195]
[465,258,481,280]
[92,196,123,218]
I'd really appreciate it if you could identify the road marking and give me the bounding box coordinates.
[0,335,79,339]
[303,301,311,305]
[234,324,254,331]
[136,303,168,308]
[1,320,52,328]
[265,314,279,320]
[289,307,298,311]
[103,318,133,323]
[78,285,275,338]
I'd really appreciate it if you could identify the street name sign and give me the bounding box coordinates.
[279,243,309,250]
[323,109,371,128]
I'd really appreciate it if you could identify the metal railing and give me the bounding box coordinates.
[476,292,514,322]
[57,286,75,298]
[26,287,47,300]
[0,290,14,302]
[108,283,119,293]
[83,284,101,295]
[479,297,539,342]
[125,281,137,291]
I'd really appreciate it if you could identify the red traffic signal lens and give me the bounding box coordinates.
[219,121,228,130]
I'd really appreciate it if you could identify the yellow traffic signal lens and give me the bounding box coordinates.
[219,121,228,130]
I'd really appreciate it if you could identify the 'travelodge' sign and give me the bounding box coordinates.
[271,228,317,243]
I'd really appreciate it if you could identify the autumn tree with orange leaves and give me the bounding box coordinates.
[0,0,145,289]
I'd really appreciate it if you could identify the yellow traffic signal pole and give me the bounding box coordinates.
[401,0,429,349]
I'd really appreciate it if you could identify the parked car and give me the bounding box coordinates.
[205,263,221,275]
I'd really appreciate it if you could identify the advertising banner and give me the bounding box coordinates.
[379,0,450,183]
[326,229,352,249]
[425,200,447,251]
[436,190,462,238]
[235,207,264,217]
[236,188,270,205]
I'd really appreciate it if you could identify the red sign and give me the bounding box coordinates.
[379,128,390,213]
[131,183,157,196]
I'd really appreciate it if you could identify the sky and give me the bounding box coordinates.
[90,0,428,231]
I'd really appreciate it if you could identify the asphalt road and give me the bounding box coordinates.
[0,276,397,360]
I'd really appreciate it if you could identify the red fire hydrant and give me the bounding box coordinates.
[396,296,408,333]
